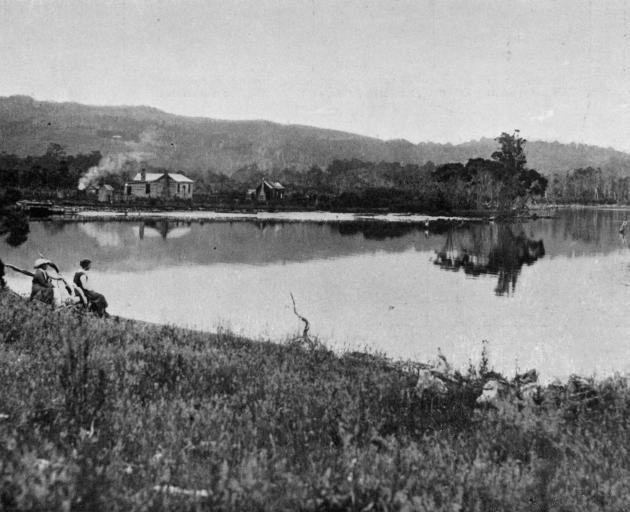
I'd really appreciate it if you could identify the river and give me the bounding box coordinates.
[3,208,630,380]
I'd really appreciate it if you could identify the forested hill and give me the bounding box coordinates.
[2,95,630,176]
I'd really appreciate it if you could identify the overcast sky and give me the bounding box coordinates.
[2,0,630,149]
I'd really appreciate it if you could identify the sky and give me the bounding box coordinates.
[2,0,630,150]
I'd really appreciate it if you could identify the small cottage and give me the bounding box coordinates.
[98,184,115,203]
[124,170,195,200]
[255,179,285,202]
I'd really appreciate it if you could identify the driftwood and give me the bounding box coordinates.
[290,292,310,342]
[477,369,542,408]
[289,292,321,350]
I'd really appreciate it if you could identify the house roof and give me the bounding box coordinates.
[261,180,284,190]
[100,184,114,191]
[168,173,195,183]
[131,172,194,183]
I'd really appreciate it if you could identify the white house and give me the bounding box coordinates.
[125,170,195,200]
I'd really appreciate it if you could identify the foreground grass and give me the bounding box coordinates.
[0,292,629,511]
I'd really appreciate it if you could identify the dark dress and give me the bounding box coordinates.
[30,268,54,305]
[73,270,108,317]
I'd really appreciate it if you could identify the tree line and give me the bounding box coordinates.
[204,131,548,212]
[0,132,548,213]
[0,144,102,193]
[546,166,630,204]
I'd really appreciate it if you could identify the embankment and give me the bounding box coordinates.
[1,291,629,511]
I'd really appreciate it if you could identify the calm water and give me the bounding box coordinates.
[3,208,630,380]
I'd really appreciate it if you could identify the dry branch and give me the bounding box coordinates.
[5,263,34,277]
[290,292,311,345]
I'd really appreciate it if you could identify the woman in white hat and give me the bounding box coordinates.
[30,258,56,305]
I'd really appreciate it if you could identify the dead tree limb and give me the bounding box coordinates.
[290,292,311,345]
[5,263,34,277]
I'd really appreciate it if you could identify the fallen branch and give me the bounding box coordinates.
[290,292,311,345]
[4,263,34,277]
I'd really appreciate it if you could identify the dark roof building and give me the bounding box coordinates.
[255,179,285,201]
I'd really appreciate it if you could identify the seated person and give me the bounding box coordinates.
[30,258,57,305]
[73,259,109,317]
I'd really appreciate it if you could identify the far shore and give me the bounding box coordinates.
[25,202,562,224]
[71,209,478,224]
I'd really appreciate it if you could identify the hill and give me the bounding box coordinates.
[2,95,630,177]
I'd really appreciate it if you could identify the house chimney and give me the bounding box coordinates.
[141,169,146,182]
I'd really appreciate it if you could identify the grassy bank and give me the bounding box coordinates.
[1,291,629,511]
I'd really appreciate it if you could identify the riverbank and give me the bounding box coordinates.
[1,291,629,511]
[45,205,555,226]
[17,197,557,223]
[72,208,476,224]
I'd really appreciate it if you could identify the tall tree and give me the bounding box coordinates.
[491,130,527,175]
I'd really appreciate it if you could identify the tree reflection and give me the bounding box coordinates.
[434,224,545,296]
[41,220,67,235]
[137,221,192,240]
[330,219,454,240]
[0,211,29,247]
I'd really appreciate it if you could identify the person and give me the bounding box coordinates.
[73,259,109,317]
[30,258,56,305]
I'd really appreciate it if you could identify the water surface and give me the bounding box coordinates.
[3,208,630,380]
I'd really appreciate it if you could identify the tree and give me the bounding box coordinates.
[306,165,326,189]
[491,130,527,175]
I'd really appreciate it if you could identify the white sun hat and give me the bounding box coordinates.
[33,258,51,269]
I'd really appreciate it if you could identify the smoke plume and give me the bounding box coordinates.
[78,152,152,190]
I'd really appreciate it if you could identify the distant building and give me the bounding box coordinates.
[124,170,195,200]
[255,179,285,201]
[98,184,115,203]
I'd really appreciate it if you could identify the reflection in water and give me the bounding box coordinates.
[78,220,193,246]
[79,223,123,247]
[41,220,67,236]
[134,221,192,240]
[332,219,454,240]
[434,224,545,296]
[4,209,630,379]
[0,211,29,247]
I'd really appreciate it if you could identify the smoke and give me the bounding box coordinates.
[78,152,153,190]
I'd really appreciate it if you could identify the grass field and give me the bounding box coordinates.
[1,290,629,511]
